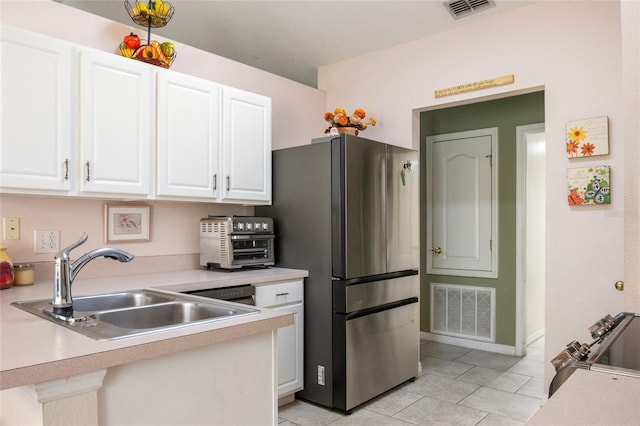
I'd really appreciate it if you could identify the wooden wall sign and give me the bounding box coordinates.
[434,75,515,98]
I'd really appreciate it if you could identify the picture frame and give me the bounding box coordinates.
[104,205,151,242]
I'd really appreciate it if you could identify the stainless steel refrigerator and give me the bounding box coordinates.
[256,134,420,413]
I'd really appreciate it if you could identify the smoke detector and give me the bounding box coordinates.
[445,0,496,19]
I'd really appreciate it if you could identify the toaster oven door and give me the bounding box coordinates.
[230,234,274,265]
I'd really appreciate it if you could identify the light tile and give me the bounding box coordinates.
[363,389,424,416]
[523,346,544,362]
[421,341,472,360]
[456,350,521,371]
[332,408,414,425]
[507,358,544,378]
[516,377,548,400]
[460,387,544,422]
[477,413,526,426]
[457,366,531,392]
[279,400,343,426]
[420,356,474,378]
[403,373,479,403]
[394,396,488,425]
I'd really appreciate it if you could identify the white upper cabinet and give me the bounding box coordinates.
[156,69,221,200]
[0,27,74,192]
[221,87,272,204]
[78,49,154,196]
[1,26,272,204]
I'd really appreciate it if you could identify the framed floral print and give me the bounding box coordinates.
[566,116,609,158]
[567,165,611,206]
[104,205,151,242]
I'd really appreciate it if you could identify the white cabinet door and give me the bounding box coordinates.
[156,70,221,199]
[0,27,74,192]
[221,87,271,204]
[271,302,304,396]
[255,280,304,397]
[78,49,154,196]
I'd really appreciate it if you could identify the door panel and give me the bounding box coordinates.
[343,136,387,278]
[427,128,497,278]
[387,146,420,271]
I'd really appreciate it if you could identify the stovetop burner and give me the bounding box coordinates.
[549,312,640,396]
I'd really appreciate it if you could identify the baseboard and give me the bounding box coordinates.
[527,328,545,345]
[421,332,517,355]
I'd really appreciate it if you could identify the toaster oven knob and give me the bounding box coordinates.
[247,223,253,231]
[255,223,262,231]
[238,223,245,230]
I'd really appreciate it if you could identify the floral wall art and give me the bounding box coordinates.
[567,165,611,206]
[566,116,609,157]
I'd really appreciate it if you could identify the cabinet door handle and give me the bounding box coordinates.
[226,175,230,192]
[85,161,91,182]
[276,292,289,297]
[63,159,69,181]
[431,247,442,255]
[213,174,217,191]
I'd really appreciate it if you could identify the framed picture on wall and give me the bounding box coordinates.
[566,116,609,158]
[104,205,151,242]
[567,165,611,206]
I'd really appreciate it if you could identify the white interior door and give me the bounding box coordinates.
[427,128,498,278]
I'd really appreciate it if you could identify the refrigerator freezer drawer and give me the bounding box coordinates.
[340,299,419,411]
[342,273,418,313]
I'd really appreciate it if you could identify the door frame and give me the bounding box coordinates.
[515,122,545,356]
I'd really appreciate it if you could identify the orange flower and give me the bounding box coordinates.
[580,142,595,156]
[324,112,335,121]
[334,113,348,126]
[566,140,579,156]
[354,108,366,119]
[369,117,377,126]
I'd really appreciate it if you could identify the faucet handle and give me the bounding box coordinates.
[55,232,89,260]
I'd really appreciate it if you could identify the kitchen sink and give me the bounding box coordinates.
[72,290,175,312]
[11,289,259,340]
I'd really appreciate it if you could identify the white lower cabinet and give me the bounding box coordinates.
[255,280,304,398]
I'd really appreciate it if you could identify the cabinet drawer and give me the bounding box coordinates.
[256,280,303,307]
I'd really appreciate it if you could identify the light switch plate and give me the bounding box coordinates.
[34,230,60,253]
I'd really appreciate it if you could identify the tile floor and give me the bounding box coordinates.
[279,339,547,425]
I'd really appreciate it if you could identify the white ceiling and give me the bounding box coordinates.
[58,0,533,88]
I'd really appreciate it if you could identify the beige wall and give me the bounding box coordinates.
[318,0,633,388]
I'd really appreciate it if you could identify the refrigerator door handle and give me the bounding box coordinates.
[343,297,419,320]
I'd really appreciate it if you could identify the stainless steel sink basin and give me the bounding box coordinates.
[72,290,175,312]
[12,289,259,340]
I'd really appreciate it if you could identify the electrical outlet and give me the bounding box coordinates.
[317,365,325,386]
[3,217,20,240]
[34,231,60,254]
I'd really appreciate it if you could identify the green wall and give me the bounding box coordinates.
[419,91,544,346]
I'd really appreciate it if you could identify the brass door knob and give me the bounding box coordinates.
[431,247,442,255]
[614,281,624,291]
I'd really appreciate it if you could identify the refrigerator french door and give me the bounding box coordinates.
[256,134,419,412]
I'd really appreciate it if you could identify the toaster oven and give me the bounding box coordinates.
[200,216,275,270]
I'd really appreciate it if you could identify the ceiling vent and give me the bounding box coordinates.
[445,0,496,20]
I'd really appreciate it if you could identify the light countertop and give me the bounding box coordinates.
[528,368,640,425]
[0,267,308,390]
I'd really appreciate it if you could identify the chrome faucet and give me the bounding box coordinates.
[52,233,134,316]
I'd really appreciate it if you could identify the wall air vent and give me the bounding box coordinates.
[445,0,496,20]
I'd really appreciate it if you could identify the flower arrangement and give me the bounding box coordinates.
[324,108,377,134]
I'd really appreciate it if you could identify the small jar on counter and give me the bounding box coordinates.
[0,246,14,289]
[13,263,35,286]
